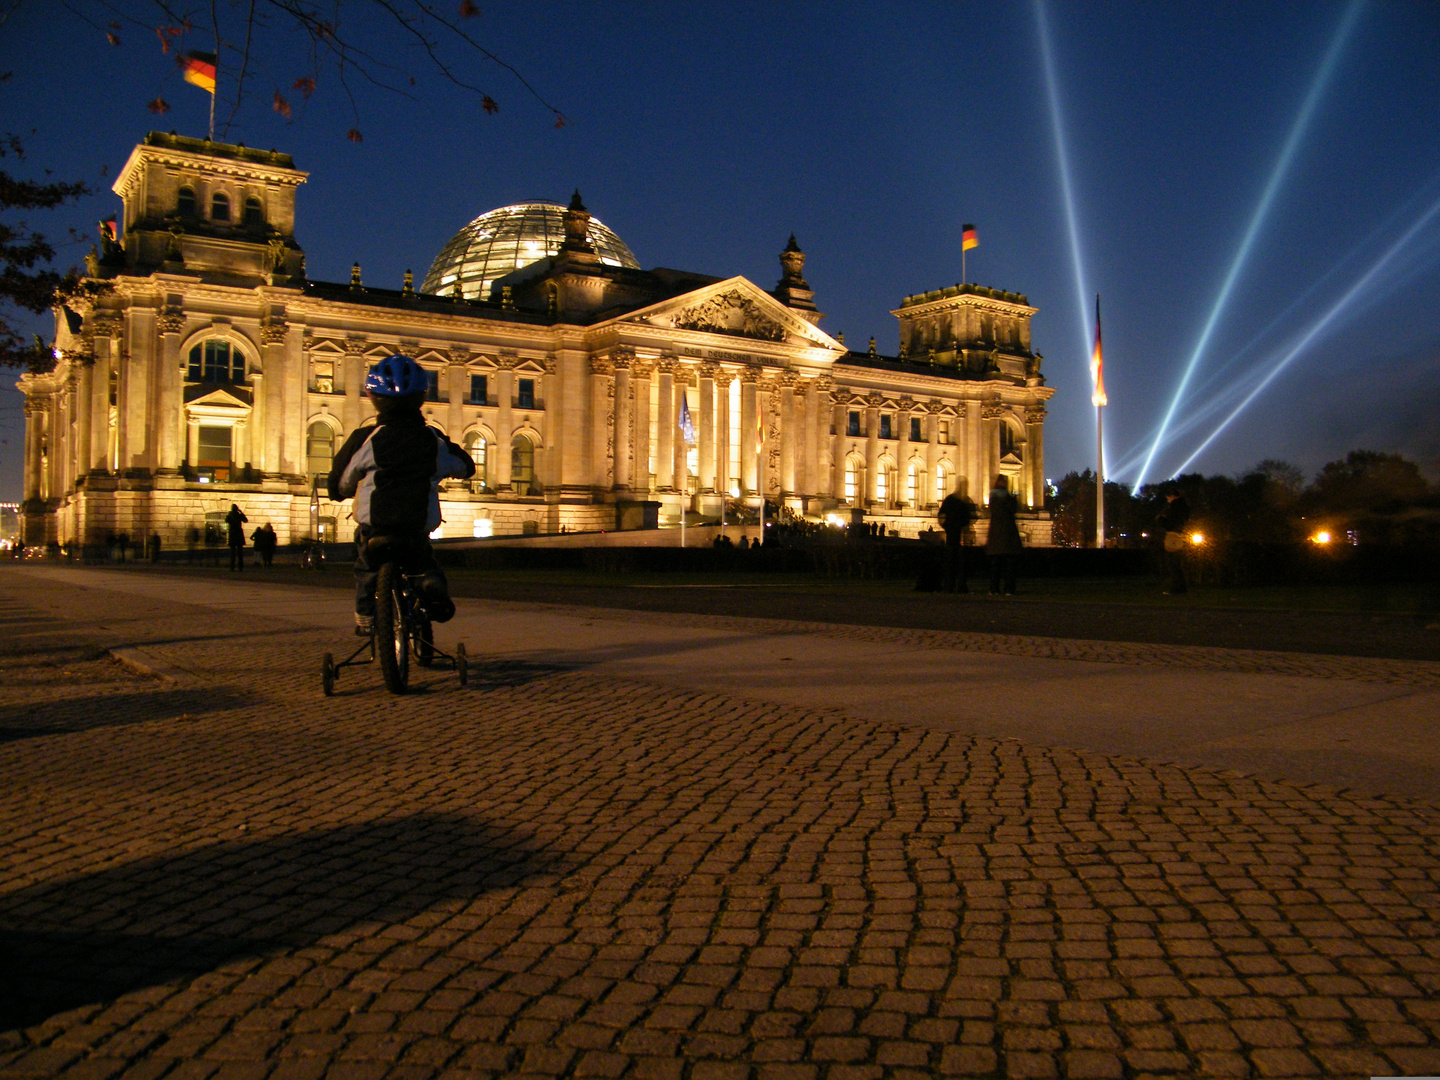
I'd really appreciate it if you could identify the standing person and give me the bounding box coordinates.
[937,480,977,593]
[328,354,476,636]
[985,476,1022,596]
[1157,485,1191,595]
[225,503,248,571]
[260,523,277,567]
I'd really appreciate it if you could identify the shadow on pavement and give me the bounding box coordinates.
[466,658,580,689]
[0,813,554,1031]
[0,687,258,744]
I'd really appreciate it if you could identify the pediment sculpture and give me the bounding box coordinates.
[671,290,787,342]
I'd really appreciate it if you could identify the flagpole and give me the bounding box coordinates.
[1094,294,1105,549]
[208,85,215,141]
[1096,400,1105,549]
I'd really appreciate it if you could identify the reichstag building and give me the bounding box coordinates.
[18,132,1055,547]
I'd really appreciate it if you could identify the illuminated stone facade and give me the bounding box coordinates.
[18,133,1055,547]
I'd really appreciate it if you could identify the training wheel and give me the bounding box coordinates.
[321,652,336,696]
[455,642,467,686]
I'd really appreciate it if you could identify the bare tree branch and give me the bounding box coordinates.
[48,1,565,137]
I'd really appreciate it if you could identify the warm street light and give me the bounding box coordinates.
[1312,530,1332,544]
[1190,532,1205,546]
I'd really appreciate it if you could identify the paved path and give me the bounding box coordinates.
[0,566,1437,1080]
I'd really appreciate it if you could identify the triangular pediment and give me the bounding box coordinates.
[618,277,841,350]
[184,384,253,408]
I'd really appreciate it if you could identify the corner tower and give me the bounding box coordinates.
[110,132,307,283]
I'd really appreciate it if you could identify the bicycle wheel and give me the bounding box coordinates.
[375,562,409,694]
[321,652,336,696]
[412,609,434,667]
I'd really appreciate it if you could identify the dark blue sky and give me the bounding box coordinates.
[4,1,1440,502]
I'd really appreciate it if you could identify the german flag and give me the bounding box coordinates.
[181,51,217,93]
[1091,294,1107,407]
[961,223,979,251]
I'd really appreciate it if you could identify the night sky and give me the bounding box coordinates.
[4,0,1440,504]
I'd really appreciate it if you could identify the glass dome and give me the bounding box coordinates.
[421,201,640,301]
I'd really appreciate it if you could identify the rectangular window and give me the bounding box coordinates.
[196,425,231,483]
[311,360,334,394]
[910,417,922,442]
[939,420,951,444]
[880,414,892,440]
[425,369,441,402]
[847,411,861,437]
[469,374,487,405]
[518,378,535,409]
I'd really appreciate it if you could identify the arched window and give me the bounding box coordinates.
[511,433,535,495]
[177,187,196,217]
[306,422,335,479]
[1000,422,1022,461]
[935,462,950,502]
[243,197,264,228]
[844,456,860,502]
[876,458,889,503]
[907,461,920,505]
[187,339,245,383]
[463,431,488,488]
[211,192,230,222]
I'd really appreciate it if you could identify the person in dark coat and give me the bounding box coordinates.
[937,481,977,593]
[1157,487,1191,595]
[260,523,277,567]
[984,476,1022,595]
[225,504,248,571]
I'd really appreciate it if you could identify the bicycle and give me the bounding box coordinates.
[321,534,467,695]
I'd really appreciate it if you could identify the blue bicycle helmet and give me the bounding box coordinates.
[365,354,429,397]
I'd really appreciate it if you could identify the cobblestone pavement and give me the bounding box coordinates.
[1,570,1438,1080]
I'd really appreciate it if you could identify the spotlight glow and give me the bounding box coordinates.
[1171,190,1440,475]
[1134,0,1365,489]
[1034,0,1098,461]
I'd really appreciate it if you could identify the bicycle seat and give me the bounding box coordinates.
[364,533,420,565]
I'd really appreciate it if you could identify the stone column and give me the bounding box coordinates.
[831,392,848,500]
[1025,405,1046,510]
[981,404,1003,502]
[800,378,818,499]
[632,359,652,493]
[865,395,881,506]
[342,337,366,437]
[186,416,200,469]
[540,355,559,490]
[90,329,114,473]
[966,401,984,501]
[496,354,516,491]
[926,402,942,503]
[779,373,796,496]
[73,359,93,482]
[120,309,152,473]
[155,313,184,473]
[612,352,632,492]
[279,328,303,477]
[589,355,614,493]
[739,370,758,495]
[447,348,469,439]
[23,402,42,501]
[896,399,912,506]
[259,317,288,475]
[714,372,731,496]
[673,372,690,495]
[655,357,675,491]
[60,373,78,497]
[235,416,250,475]
[697,364,716,492]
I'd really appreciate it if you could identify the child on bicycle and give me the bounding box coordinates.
[327,354,476,635]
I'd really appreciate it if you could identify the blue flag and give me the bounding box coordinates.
[679,395,696,445]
